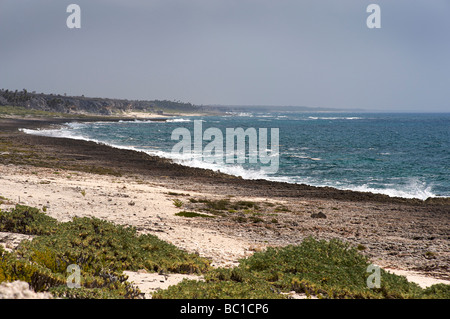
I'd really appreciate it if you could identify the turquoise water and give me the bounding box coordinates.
[23,112,450,199]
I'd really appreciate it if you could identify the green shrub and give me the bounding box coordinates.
[0,249,66,292]
[0,205,59,235]
[1,203,448,299]
[421,284,450,299]
[0,209,211,298]
[152,237,439,299]
[18,217,211,275]
[239,237,423,298]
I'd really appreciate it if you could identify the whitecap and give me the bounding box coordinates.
[166,118,192,123]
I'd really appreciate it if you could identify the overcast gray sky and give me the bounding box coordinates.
[1,0,449,111]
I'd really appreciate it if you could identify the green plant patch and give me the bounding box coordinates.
[0,206,211,298]
[17,217,211,275]
[1,204,448,299]
[0,204,59,235]
[152,237,449,299]
[175,211,215,218]
[0,105,67,118]
[172,199,183,208]
[152,277,283,299]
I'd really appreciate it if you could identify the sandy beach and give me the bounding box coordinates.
[0,117,449,297]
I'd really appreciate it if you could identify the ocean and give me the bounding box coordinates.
[22,112,450,200]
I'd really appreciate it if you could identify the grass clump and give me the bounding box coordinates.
[0,196,9,205]
[421,284,450,299]
[175,211,215,218]
[172,199,183,208]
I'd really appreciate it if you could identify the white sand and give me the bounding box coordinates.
[385,268,450,289]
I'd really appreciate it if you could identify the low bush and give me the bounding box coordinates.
[153,237,447,299]
[17,216,211,275]
[0,205,59,235]
[1,204,448,299]
[0,205,211,298]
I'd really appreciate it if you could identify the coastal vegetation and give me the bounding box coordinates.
[0,204,448,299]
[175,211,216,218]
[0,105,69,118]
[153,237,450,299]
[0,89,206,115]
[0,204,210,298]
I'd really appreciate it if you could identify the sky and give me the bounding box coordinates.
[1,0,449,112]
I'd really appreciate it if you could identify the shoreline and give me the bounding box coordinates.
[20,118,447,202]
[2,116,449,205]
[1,115,449,295]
